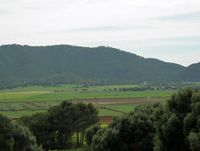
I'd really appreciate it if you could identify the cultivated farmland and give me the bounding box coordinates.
[0,84,174,120]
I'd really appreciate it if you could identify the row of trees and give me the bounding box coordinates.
[85,89,200,151]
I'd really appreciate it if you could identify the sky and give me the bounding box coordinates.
[0,0,200,66]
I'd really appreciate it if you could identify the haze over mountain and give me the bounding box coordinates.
[0,44,199,89]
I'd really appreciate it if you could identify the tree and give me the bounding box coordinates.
[91,128,120,151]
[0,115,13,151]
[19,113,53,151]
[91,105,155,151]
[167,89,193,118]
[184,91,200,151]
[73,103,99,146]
[85,124,101,146]
[12,124,43,151]
[153,89,200,151]
[47,101,76,149]
[187,132,200,151]
[153,111,184,151]
[0,114,42,151]
[20,101,98,150]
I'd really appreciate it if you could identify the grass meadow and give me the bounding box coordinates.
[0,84,174,118]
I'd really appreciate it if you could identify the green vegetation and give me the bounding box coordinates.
[19,102,98,151]
[0,110,46,119]
[1,89,200,151]
[85,124,101,146]
[98,104,137,116]
[0,84,174,118]
[86,89,200,151]
[0,89,172,102]
[0,84,175,101]
[0,115,42,151]
[1,44,199,89]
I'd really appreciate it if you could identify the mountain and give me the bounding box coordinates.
[0,44,198,89]
[179,62,200,82]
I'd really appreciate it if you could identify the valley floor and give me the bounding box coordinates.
[0,84,175,120]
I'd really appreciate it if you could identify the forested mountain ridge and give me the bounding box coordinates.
[179,62,200,81]
[0,44,199,88]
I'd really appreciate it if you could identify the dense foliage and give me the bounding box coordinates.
[86,89,200,151]
[85,124,101,146]
[153,89,200,151]
[0,115,42,151]
[19,101,98,151]
[1,44,198,89]
[88,105,156,151]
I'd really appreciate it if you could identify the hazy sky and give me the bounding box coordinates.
[0,0,200,66]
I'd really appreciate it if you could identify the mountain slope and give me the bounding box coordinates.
[0,44,196,88]
[179,62,200,81]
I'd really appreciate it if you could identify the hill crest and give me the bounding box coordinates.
[0,44,199,88]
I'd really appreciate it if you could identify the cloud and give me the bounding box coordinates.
[0,0,200,65]
[68,26,127,32]
[66,25,152,32]
[159,11,200,21]
[0,9,11,15]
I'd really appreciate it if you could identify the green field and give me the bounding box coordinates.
[0,84,175,118]
[98,104,137,116]
[0,84,173,102]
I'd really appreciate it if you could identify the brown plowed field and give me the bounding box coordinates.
[99,116,113,124]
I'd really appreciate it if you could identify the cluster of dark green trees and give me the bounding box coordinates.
[0,115,42,151]
[85,89,200,151]
[0,102,98,151]
[19,102,98,151]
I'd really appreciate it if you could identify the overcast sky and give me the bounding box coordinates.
[0,0,200,66]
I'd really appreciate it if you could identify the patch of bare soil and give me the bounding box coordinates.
[99,116,113,124]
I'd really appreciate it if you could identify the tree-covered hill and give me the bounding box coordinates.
[0,44,198,88]
[179,62,200,82]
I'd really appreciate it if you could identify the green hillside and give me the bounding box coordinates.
[0,44,198,89]
[179,62,200,81]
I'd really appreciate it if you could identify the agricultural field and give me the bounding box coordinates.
[0,84,179,119]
